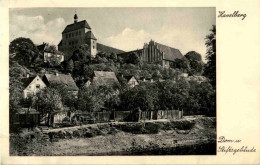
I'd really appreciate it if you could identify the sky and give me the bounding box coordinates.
[9,8,215,61]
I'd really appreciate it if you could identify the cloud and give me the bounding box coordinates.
[102,28,151,51]
[10,15,66,46]
[103,24,207,61]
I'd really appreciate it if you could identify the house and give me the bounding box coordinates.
[118,40,183,68]
[58,13,124,61]
[122,75,139,88]
[22,75,47,98]
[37,42,64,65]
[42,73,79,97]
[85,71,119,87]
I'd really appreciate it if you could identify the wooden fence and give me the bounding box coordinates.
[40,109,184,125]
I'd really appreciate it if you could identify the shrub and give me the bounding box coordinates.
[143,122,162,134]
[73,130,82,137]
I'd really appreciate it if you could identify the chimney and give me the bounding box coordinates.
[26,74,30,78]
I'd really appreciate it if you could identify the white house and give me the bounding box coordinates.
[23,75,47,98]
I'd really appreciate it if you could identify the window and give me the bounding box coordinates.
[27,92,33,97]
[93,46,95,49]
[36,84,40,89]
[66,34,68,38]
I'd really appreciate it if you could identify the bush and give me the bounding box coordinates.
[73,130,82,137]
[162,120,195,130]
[143,122,163,134]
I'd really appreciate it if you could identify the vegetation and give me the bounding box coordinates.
[9,25,216,132]
[204,25,216,88]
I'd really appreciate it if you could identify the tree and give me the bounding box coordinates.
[171,58,190,73]
[120,83,158,111]
[187,81,215,116]
[78,86,105,112]
[185,51,202,61]
[184,51,204,75]
[9,37,39,66]
[65,59,74,73]
[33,88,63,126]
[126,52,140,65]
[157,79,189,110]
[203,25,216,88]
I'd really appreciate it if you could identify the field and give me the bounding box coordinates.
[10,116,216,156]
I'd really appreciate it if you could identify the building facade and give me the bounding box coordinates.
[37,43,64,65]
[23,75,47,98]
[58,14,97,58]
[118,40,183,68]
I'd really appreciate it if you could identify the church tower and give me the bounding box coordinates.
[58,12,97,58]
[74,13,78,23]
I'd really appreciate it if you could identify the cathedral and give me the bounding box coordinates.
[118,40,183,68]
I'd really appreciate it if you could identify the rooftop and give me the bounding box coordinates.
[62,20,91,34]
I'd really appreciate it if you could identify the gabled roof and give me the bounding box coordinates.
[58,40,62,46]
[43,74,79,91]
[154,42,183,61]
[22,76,37,88]
[91,71,119,86]
[86,31,97,40]
[37,43,64,55]
[37,43,47,51]
[62,20,91,34]
[124,75,137,82]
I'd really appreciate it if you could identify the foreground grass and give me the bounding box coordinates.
[10,116,216,156]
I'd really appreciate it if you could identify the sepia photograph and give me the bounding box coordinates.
[9,7,216,156]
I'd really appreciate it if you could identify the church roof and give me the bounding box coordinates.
[62,20,91,34]
[86,31,97,40]
[154,42,183,61]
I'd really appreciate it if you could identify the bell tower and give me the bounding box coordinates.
[74,11,78,23]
